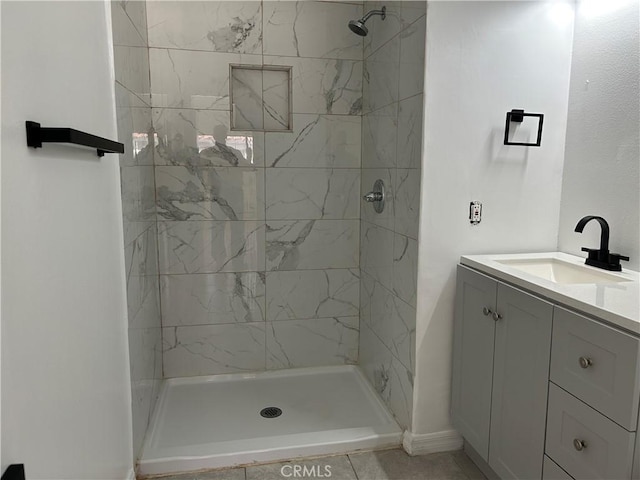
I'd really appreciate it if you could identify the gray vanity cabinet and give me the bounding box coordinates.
[451,266,497,460]
[452,265,553,479]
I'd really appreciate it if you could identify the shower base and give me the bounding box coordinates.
[138,365,402,476]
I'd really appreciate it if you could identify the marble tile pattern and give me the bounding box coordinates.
[362,103,398,168]
[121,166,156,222]
[123,221,160,327]
[363,1,403,58]
[265,114,361,168]
[115,81,150,110]
[399,16,426,101]
[163,323,267,377]
[149,48,262,109]
[392,233,418,307]
[394,169,420,240]
[266,316,359,369]
[360,272,415,373]
[111,1,161,462]
[363,33,400,114]
[114,46,151,106]
[360,221,394,291]
[147,1,262,54]
[359,9,425,429]
[265,168,360,220]
[263,55,362,115]
[111,1,147,47]
[359,323,413,429]
[263,1,363,60]
[152,108,265,167]
[116,105,153,166]
[397,94,423,170]
[158,221,265,274]
[266,220,359,271]
[262,68,291,130]
[140,0,401,379]
[230,67,264,130]
[160,272,266,326]
[155,166,265,221]
[266,269,359,320]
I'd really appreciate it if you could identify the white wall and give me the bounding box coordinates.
[558,0,640,271]
[1,2,133,478]
[412,1,574,436]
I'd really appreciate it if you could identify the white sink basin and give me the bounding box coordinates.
[496,258,629,285]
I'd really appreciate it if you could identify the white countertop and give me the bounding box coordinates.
[460,252,640,335]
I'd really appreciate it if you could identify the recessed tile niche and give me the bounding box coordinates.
[230,65,292,132]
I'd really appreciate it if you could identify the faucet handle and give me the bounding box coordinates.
[610,253,630,262]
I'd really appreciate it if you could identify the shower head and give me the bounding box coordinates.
[348,6,386,37]
[348,19,369,36]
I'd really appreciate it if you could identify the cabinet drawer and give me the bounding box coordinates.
[550,307,640,430]
[543,456,574,480]
[546,383,636,480]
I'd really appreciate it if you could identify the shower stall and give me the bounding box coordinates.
[112,0,425,475]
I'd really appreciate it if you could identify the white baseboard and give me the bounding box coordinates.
[402,429,464,456]
[125,467,136,480]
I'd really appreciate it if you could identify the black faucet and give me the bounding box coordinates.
[574,215,629,271]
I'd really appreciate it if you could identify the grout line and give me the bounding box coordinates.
[148,105,364,118]
[156,268,361,276]
[154,165,364,170]
[157,267,359,275]
[162,315,361,330]
[156,218,362,224]
[346,452,360,480]
[262,0,269,371]
[361,217,419,241]
[147,44,364,63]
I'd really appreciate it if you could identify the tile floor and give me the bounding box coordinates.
[141,448,486,480]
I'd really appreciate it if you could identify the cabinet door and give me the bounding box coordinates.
[489,283,553,480]
[451,265,497,461]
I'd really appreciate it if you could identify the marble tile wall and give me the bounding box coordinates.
[359,1,425,430]
[111,0,162,462]
[145,1,364,378]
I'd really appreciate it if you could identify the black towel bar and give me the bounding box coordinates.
[26,121,124,157]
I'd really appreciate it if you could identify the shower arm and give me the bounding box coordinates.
[361,7,386,23]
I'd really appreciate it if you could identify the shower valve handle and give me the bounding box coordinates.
[363,191,384,202]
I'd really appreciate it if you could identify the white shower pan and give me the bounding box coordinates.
[138,365,403,476]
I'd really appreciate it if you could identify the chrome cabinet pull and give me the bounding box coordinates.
[482,307,492,316]
[492,311,503,321]
[579,356,593,369]
[573,438,587,451]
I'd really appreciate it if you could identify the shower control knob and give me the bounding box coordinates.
[363,179,385,214]
[363,192,383,202]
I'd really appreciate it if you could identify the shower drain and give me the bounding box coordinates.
[260,406,282,418]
